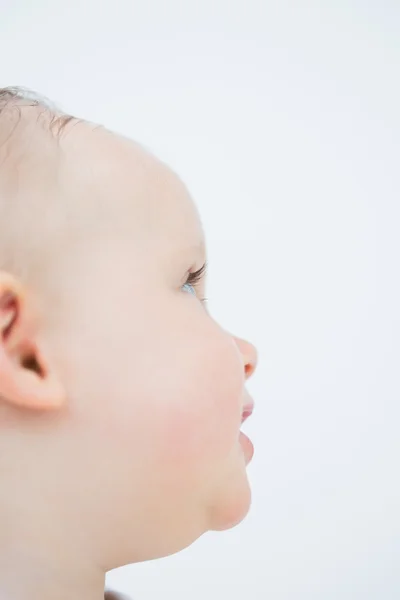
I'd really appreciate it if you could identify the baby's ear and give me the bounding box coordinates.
[0,271,66,411]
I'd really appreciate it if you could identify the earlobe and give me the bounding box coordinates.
[0,271,66,411]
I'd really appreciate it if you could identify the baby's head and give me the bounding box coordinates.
[0,87,258,592]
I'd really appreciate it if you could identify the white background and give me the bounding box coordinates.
[1,1,399,598]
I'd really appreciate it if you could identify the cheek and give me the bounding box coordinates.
[143,334,244,471]
[75,295,244,475]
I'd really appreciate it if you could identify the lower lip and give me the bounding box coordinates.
[239,430,254,464]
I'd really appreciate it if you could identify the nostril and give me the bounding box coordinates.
[245,362,255,379]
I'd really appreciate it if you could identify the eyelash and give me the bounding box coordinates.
[184,260,208,304]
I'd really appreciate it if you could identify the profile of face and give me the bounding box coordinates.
[0,121,258,572]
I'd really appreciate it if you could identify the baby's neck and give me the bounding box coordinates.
[0,520,108,600]
[0,554,106,600]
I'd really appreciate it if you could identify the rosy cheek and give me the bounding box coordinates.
[155,381,242,469]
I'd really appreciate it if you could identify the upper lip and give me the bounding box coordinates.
[241,399,255,424]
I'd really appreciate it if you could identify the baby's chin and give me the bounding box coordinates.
[207,457,252,532]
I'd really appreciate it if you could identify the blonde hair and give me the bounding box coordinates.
[0,85,76,139]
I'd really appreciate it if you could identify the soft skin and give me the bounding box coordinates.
[0,109,258,600]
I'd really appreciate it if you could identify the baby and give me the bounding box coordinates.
[0,87,258,600]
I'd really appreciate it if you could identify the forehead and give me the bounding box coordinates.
[62,124,205,255]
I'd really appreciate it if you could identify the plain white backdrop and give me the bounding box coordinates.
[1,1,399,598]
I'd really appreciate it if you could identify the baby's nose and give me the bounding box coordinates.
[233,336,258,380]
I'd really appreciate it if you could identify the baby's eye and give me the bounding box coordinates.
[182,281,207,306]
[182,282,196,296]
[182,261,208,306]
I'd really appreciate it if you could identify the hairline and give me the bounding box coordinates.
[0,86,79,140]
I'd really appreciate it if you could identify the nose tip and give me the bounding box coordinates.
[232,335,258,380]
[242,339,258,380]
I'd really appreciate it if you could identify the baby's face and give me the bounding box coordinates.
[7,123,258,569]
